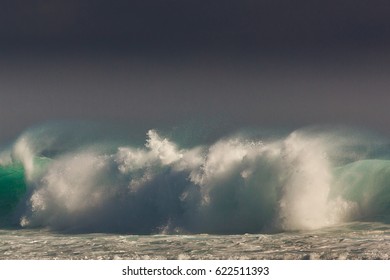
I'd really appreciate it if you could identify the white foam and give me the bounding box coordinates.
[13,127,368,233]
[12,137,35,180]
[278,131,352,230]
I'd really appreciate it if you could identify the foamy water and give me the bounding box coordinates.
[1,222,389,260]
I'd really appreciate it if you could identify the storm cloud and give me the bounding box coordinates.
[1,0,390,142]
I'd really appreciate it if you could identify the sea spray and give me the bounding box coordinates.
[1,123,390,233]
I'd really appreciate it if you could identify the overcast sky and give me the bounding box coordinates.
[1,0,390,143]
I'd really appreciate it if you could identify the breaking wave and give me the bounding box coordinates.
[1,122,390,234]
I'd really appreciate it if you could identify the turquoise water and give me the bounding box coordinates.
[0,163,25,222]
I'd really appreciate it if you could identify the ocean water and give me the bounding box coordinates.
[1,222,390,260]
[1,123,390,259]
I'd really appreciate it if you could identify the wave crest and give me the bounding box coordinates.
[1,124,390,233]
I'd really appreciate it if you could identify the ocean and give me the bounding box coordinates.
[1,122,390,260]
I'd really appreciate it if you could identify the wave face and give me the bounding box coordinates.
[0,163,25,224]
[1,123,390,234]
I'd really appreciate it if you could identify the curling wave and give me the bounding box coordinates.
[1,123,390,233]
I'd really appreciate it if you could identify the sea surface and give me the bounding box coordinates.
[1,123,390,259]
[1,222,390,260]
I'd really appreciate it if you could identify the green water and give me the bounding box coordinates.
[0,163,26,220]
[0,157,51,224]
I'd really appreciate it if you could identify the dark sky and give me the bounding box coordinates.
[2,0,390,52]
[1,0,390,142]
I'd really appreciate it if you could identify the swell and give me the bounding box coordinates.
[1,123,390,234]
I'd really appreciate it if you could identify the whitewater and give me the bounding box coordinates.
[1,122,390,259]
